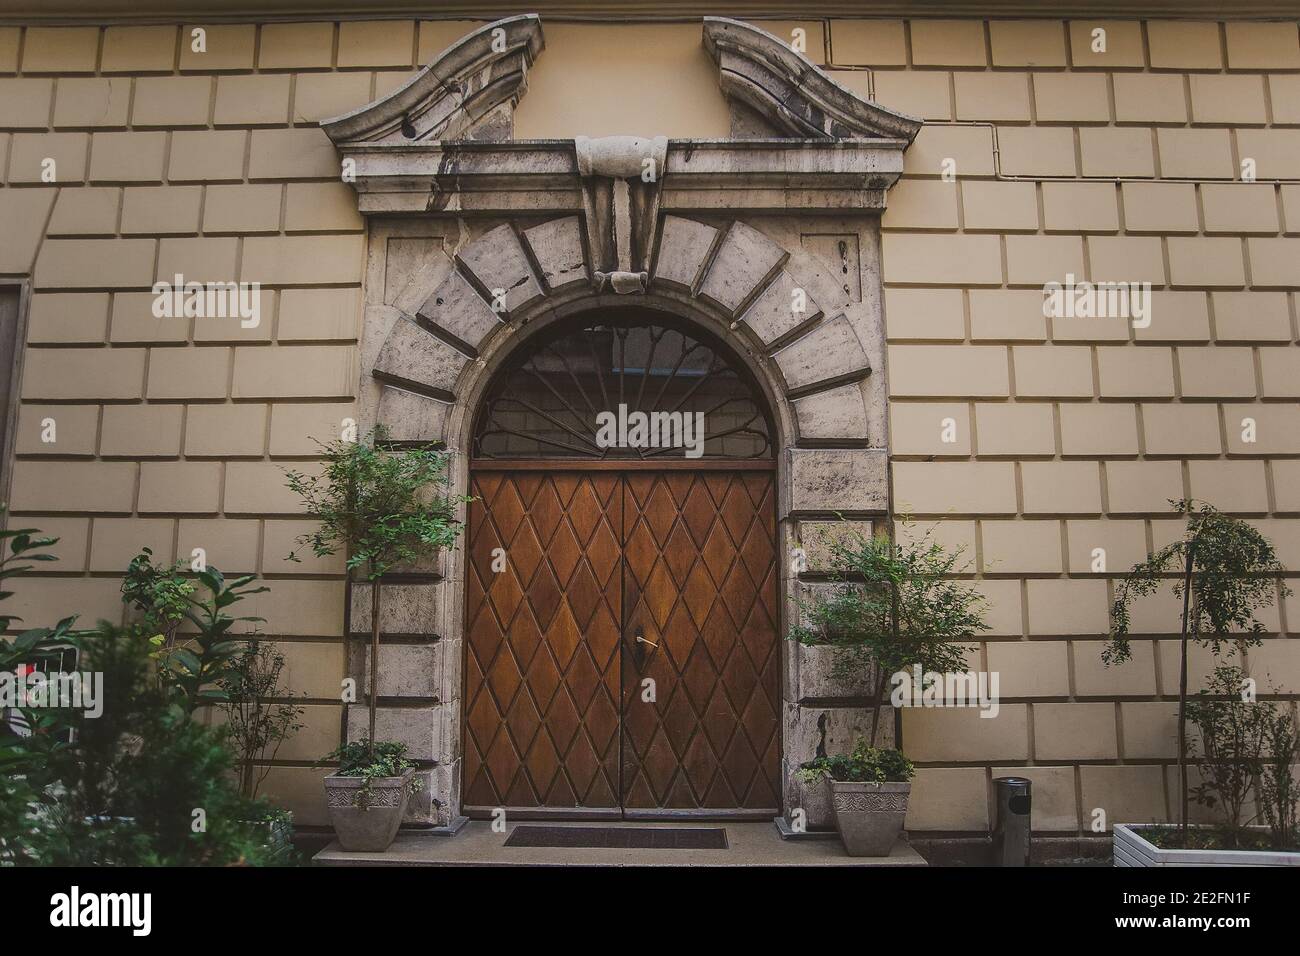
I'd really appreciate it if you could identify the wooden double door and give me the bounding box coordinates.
[463,463,781,816]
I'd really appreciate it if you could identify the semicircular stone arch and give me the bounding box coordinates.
[370,214,876,457]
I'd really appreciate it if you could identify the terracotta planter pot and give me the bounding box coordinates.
[830,779,910,857]
[323,771,412,852]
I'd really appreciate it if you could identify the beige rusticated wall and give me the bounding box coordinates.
[1,15,1298,834]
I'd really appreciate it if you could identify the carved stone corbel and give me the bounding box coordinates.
[573,134,668,294]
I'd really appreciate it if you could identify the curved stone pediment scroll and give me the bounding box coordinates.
[703,17,922,143]
[321,14,544,146]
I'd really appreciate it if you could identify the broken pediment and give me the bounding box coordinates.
[703,18,921,143]
[321,14,543,146]
[322,15,920,216]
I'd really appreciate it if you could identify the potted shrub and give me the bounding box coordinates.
[1104,499,1292,865]
[790,522,985,856]
[799,743,916,856]
[285,426,468,851]
[319,740,421,852]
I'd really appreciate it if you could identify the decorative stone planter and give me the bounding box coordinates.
[1113,824,1300,867]
[324,772,413,852]
[830,779,910,857]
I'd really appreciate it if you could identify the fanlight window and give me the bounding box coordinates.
[473,319,773,460]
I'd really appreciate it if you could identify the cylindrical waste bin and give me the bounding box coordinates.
[992,776,1032,866]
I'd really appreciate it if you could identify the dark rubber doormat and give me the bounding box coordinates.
[504,826,729,849]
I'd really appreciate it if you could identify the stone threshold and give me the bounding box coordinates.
[313,820,927,867]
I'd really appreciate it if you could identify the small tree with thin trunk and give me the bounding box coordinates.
[791,521,985,750]
[285,427,468,756]
[1104,499,1289,844]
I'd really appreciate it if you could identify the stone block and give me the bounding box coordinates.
[416,270,501,353]
[373,314,470,398]
[652,215,718,290]
[786,448,887,514]
[698,221,787,316]
[784,702,896,767]
[791,384,870,444]
[455,224,544,316]
[795,519,874,573]
[346,704,442,762]
[377,385,450,445]
[794,641,878,701]
[362,642,448,699]
[773,314,870,394]
[350,581,444,637]
[523,216,588,291]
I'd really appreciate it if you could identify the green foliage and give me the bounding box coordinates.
[284,427,468,580]
[1104,499,1289,667]
[790,520,986,747]
[1185,663,1299,851]
[12,623,277,866]
[120,547,194,642]
[155,566,268,716]
[219,641,305,800]
[320,740,423,809]
[797,740,915,784]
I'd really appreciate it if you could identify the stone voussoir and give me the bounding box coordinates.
[735,269,822,347]
[415,269,503,354]
[697,220,787,317]
[651,215,719,291]
[523,215,589,291]
[455,223,544,316]
[773,313,870,396]
[373,315,470,399]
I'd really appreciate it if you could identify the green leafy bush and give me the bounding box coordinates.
[797,740,915,785]
[320,740,423,809]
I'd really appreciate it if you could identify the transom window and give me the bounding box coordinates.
[472,316,773,460]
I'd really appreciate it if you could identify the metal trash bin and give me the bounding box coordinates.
[992,776,1032,866]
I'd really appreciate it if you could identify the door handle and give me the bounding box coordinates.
[634,628,658,649]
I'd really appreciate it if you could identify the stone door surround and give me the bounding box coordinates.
[324,14,918,826]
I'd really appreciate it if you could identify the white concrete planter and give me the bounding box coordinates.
[324,771,413,852]
[830,779,910,857]
[1114,824,1300,867]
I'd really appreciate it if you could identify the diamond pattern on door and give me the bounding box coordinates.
[621,471,780,811]
[463,468,780,814]
[464,471,623,809]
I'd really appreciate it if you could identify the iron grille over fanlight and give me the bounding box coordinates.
[473,319,773,460]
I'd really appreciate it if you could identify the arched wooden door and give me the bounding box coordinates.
[461,317,781,818]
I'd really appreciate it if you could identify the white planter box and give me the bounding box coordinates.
[1114,824,1300,867]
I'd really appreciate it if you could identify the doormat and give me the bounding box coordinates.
[504,826,729,850]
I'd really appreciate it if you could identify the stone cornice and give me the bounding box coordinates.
[335,138,907,216]
[704,17,922,143]
[321,14,543,146]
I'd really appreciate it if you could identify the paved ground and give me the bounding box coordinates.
[314,820,928,867]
